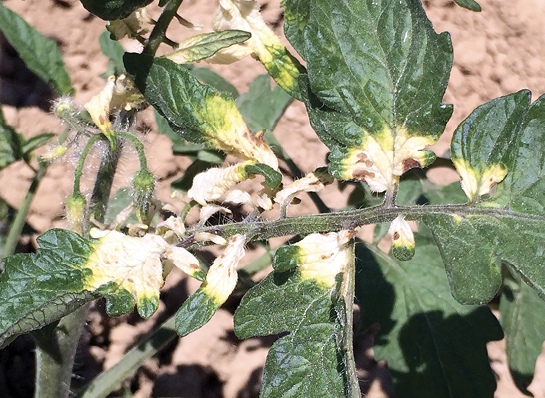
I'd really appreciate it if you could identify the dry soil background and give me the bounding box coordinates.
[1,0,545,397]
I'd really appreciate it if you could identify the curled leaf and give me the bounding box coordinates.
[176,234,247,336]
[274,168,333,209]
[188,162,251,206]
[163,30,251,64]
[84,74,146,150]
[212,0,305,98]
[87,229,203,317]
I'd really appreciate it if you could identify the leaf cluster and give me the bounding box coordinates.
[2,0,545,398]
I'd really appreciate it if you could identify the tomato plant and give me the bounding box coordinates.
[1,0,544,397]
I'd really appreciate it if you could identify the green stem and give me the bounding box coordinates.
[35,133,124,397]
[143,0,184,56]
[342,241,360,398]
[2,162,47,258]
[73,134,102,194]
[34,304,91,398]
[116,131,147,169]
[74,315,177,398]
[89,145,122,224]
[184,203,540,246]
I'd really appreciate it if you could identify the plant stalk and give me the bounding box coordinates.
[34,303,91,398]
[184,203,540,247]
[34,136,122,398]
[2,162,47,259]
[143,0,184,56]
[342,241,360,398]
[89,145,122,223]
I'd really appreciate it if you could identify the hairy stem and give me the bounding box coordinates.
[34,304,91,398]
[116,131,148,170]
[143,0,184,56]
[184,203,539,246]
[342,241,360,398]
[2,162,47,259]
[89,145,122,223]
[73,134,102,194]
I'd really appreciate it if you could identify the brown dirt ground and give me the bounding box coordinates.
[1,0,545,397]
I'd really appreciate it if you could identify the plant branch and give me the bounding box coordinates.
[89,145,122,224]
[34,304,91,398]
[183,203,542,246]
[142,0,184,56]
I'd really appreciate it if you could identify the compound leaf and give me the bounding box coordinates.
[283,0,453,193]
[235,232,359,398]
[500,272,545,395]
[355,230,503,398]
[0,3,72,95]
[424,91,545,303]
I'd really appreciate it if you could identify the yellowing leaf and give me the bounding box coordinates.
[388,215,415,261]
[86,229,203,317]
[274,168,333,209]
[211,0,304,97]
[163,30,251,64]
[201,234,246,305]
[187,161,251,206]
[84,74,146,150]
[334,127,436,193]
[296,230,355,290]
[453,159,507,202]
[200,97,279,168]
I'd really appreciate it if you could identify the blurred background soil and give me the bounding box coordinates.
[1,0,545,397]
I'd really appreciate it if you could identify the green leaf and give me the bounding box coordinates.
[185,65,239,99]
[244,163,282,189]
[235,234,359,398]
[0,115,23,170]
[420,180,467,205]
[283,0,452,193]
[175,289,219,337]
[0,3,72,95]
[154,110,206,153]
[79,0,152,20]
[99,30,126,77]
[163,30,251,64]
[236,74,293,133]
[125,54,277,167]
[21,133,56,156]
[125,53,230,144]
[0,230,100,348]
[500,271,545,395]
[103,188,138,226]
[424,91,545,304]
[395,177,424,206]
[355,230,503,398]
[454,0,482,12]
